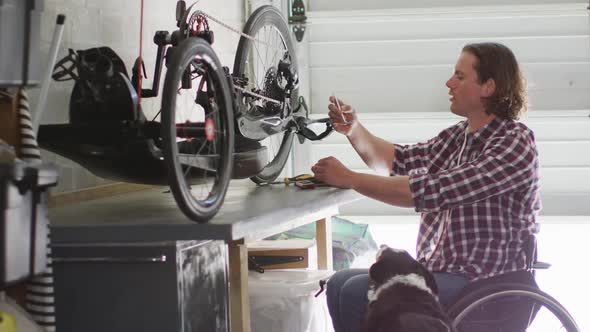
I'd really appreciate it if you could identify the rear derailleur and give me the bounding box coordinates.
[292,96,333,143]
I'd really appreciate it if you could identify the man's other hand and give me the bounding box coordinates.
[311,156,356,189]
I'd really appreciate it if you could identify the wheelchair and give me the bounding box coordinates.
[446,232,579,332]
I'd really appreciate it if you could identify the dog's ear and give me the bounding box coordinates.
[369,258,387,284]
[416,262,439,295]
[398,313,452,332]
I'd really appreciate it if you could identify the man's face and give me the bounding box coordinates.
[445,52,488,117]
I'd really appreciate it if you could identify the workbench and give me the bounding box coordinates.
[49,183,363,332]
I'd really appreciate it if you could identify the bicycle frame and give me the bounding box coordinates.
[133,3,331,144]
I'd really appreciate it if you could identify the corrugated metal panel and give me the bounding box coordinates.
[297,4,590,216]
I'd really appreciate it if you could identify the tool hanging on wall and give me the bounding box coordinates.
[288,0,307,42]
[248,255,305,273]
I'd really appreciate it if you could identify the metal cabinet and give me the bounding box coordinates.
[52,240,228,332]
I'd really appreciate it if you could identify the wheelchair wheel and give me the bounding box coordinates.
[447,283,579,332]
[161,38,234,223]
[233,5,297,184]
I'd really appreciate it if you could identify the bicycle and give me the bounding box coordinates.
[39,1,333,223]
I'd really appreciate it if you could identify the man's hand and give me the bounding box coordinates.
[328,96,358,136]
[311,156,356,189]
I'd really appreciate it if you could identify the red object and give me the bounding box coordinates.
[205,117,215,141]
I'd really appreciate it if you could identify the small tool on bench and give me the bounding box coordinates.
[294,178,328,190]
[258,173,328,189]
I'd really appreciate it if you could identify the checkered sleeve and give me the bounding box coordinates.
[410,127,538,212]
[391,142,430,176]
[391,125,457,176]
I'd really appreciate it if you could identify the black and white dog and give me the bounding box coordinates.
[364,245,455,332]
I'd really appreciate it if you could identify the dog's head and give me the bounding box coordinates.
[368,245,438,298]
[365,245,454,332]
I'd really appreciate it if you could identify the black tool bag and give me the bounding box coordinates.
[52,47,142,124]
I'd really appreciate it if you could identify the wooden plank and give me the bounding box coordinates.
[341,166,590,194]
[311,141,590,169]
[310,62,590,114]
[309,37,589,68]
[316,218,333,270]
[309,2,585,15]
[527,89,590,111]
[312,111,590,144]
[339,192,590,217]
[49,185,359,243]
[48,183,154,208]
[229,239,251,332]
[308,14,588,42]
[311,86,589,115]
[540,167,590,193]
[317,114,462,144]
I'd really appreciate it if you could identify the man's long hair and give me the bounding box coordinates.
[462,42,528,120]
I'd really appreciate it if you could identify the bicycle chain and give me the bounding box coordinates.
[234,85,282,105]
[193,10,285,52]
[191,9,288,106]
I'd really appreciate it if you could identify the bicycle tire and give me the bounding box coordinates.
[161,38,234,223]
[447,283,579,332]
[233,5,297,184]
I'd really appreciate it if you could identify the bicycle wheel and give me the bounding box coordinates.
[233,5,297,184]
[161,37,234,223]
[447,283,579,332]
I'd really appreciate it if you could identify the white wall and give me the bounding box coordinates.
[297,3,590,216]
[30,0,246,192]
[311,0,587,11]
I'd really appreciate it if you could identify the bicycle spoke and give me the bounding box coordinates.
[270,28,283,69]
[264,26,270,75]
[176,70,221,188]
[252,39,265,90]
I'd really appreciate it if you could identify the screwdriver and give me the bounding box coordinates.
[332,92,348,124]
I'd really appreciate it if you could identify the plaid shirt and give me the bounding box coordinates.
[392,117,541,281]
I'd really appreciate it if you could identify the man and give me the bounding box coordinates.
[311,42,541,332]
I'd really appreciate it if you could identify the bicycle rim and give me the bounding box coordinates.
[449,284,579,332]
[161,38,234,222]
[233,5,296,183]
